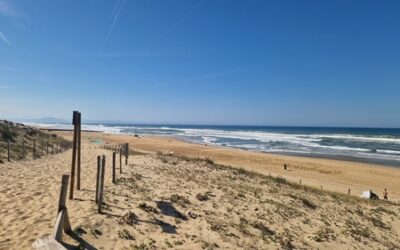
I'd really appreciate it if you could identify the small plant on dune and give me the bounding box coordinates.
[138,203,159,213]
[196,193,209,201]
[275,176,287,185]
[170,194,191,207]
[345,219,372,241]
[368,216,390,229]
[252,222,275,238]
[118,229,134,240]
[313,227,336,242]
[205,157,214,165]
[300,197,317,209]
[120,211,139,226]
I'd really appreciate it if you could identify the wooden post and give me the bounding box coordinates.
[7,139,11,162]
[348,188,351,195]
[54,175,72,241]
[33,140,36,159]
[58,175,70,213]
[95,156,101,204]
[46,137,49,155]
[77,112,81,190]
[69,111,78,200]
[98,155,106,214]
[299,179,302,185]
[112,152,116,184]
[119,146,122,174]
[41,140,44,155]
[22,139,25,159]
[124,143,129,165]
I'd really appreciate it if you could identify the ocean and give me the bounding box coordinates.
[34,123,400,167]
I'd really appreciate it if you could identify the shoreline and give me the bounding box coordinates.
[40,126,400,168]
[175,135,400,168]
[53,131,400,201]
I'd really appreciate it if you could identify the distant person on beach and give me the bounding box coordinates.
[383,188,388,201]
[284,164,287,170]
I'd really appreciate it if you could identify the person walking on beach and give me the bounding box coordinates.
[383,188,388,201]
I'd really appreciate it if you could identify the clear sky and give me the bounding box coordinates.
[0,0,399,127]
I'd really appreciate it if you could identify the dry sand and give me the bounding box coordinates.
[56,131,400,201]
[1,132,400,249]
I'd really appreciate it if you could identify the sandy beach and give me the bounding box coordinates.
[0,133,400,249]
[52,131,400,202]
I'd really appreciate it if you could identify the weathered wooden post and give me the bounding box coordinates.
[69,111,79,200]
[77,112,82,190]
[41,140,44,155]
[112,151,116,184]
[98,155,106,214]
[33,140,36,159]
[119,146,122,173]
[46,136,49,155]
[7,139,11,162]
[348,188,351,195]
[58,175,70,213]
[54,175,72,241]
[95,156,101,204]
[124,143,129,165]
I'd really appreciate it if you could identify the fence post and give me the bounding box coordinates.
[54,175,72,241]
[125,143,129,165]
[58,175,70,213]
[95,156,101,204]
[46,136,49,155]
[98,155,106,214]
[69,111,78,200]
[7,139,11,162]
[119,146,122,173]
[348,188,351,195]
[112,152,116,184]
[77,112,81,190]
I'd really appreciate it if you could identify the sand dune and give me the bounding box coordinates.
[54,131,400,201]
[1,138,400,249]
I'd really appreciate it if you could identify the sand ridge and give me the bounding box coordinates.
[55,131,400,202]
[1,141,400,249]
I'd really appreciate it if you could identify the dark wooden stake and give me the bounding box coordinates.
[95,156,101,204]
[69,111,79,200]
[98,155,106,214]
[119,146,122,173]
[112,151,116,184]
[77,112,81,190]
[124,143,129,165]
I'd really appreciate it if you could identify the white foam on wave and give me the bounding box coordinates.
[27,123,400,162]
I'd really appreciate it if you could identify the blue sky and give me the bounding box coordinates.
[0,0,399,127]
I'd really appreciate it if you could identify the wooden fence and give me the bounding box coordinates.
[3,137,71,163]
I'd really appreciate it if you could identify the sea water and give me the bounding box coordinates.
[34,123,400,167]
